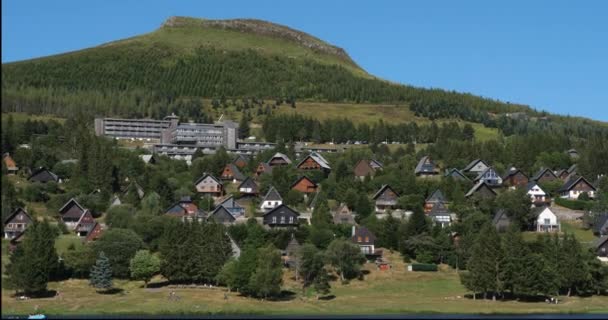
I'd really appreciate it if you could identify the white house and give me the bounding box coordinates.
[557,176,597,200]
[260,186,283,211]
[526,182,549,206]
[535,207,560,232]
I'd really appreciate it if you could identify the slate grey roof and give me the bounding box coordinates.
[296,152,331,170]
[262,186,283,202]
[219,196,243,210]
[503,168,528,180]
[463,159,488,172]
[426,189,446,203]
[267,152,292,164]
[531,168,557,181]
[224,163,246,181]
[369,159,384,169]
[238,177,258,191]
[492,209,511,226]
[208,206,236,223]
[593,214,608,235]
[526,181,543,192]
[414,156,439,175]
[444,168,470,181]
[194,173,223,186]
[474,167,500,182]
[593,236,608,250]
[3,207,32,225]
[372,184,399,200]
[58,198,85,215]
[429,202,451,217]
[558,176,596,193]
[567,164,578,174]
[465,181,497,198]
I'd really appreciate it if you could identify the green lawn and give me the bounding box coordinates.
[2,250,607,316]
[522,220,596,244]
[54,235,83,256]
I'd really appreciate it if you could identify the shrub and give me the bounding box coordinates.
[555,197,593,211]
[410,263,438,272]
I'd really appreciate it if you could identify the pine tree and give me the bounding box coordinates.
[4,245,27,295]
[90,251,113,292]
[463,223,504,300]
[238,114,251,139]
[313,268,331,299]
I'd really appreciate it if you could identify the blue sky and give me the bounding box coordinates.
[3,0,607,121]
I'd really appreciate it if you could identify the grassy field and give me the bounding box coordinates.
[522,220,597,245]
[2,250,607,316]
[2,112,65,124]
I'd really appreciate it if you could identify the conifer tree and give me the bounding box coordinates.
[462,223,504,300]
[313,268,331,299]
[249,244,283,299]
[90,252,113,292]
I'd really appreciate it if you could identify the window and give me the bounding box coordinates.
[365,236,369,242]
[544,218,550,225]
[289,216,294,224]
[280,216,285,224]
[357,236,362,242]
[272,216,277,224]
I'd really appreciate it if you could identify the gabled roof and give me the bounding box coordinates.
[262,186,283,202]
[593,214,608,235]
[525,181,544,192]
[256,162,273,174]
[415,156,439,175]
[194,173,223,186]
[474,166,499,182]
[238,177,258,190]
[219,196,243,210]
[3,207,32,225]
[532,206,556,218]
[28,167,59,182]
[75,210,96,232]
[208,206,236,223]
[296,152,331,170]
[492,209,511,226]
[222,163,246,181]
[463,159,489,172]
[503,168,528,180]
[567,164,578,174]
[267,152,292,164]
[594,236,608,250]
[372,184,399,200]
[465,181,497,198]
[123,180,145,199]
[426,189,446,203]
[444,168,470,181]
[59,198,86,215]
[531,168,558,181]
[558,176,597,193]
[429,202,451,217]
[554,169,568,178]
[232,154,249,165]
[369,159,383,169]
[291,176,317,188]
[139,154,155,164]
[285,235,301,255]
[351,226,376,245]
[262,204,300,217]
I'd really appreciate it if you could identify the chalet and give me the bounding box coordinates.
[283,235,301,268]
[263,204,300,228]
[59,198,86,229]
[139,154,156,164]
[473,167,503,187]
[291,176,318,194]
[502,168,529,188]
[219,196,245,217]
[425,189,446,214]
[164,196,201,221]
[3,153,18,174]
[208,206,237,224]
[557,176,597,200]
[555,169,571,180]
[123,180,145,200]
[232,154,249,169]
[353,159,383,180]
[28,167,59,183]
[260,186,283,211]
[444,168,470,181]
[195,173,224,199]
[85,222,104,243]
[428,202,452,228]
[109,195,122,207]
[594,236,608,259]
[492,209,512,232]
[463,159,490,174]
[465,181,497,199]
[332,203,356,224]
[296,152,331,174]
[267,152,292,167]
[255,162,273,178]
[74,210,96,237]
[567,164,578,175]
[531,168,558,184]
[534,206,560,232]
[567,149,580,159]
[237,177,259,196]
[526,182,549,206]
[351,226,378,256]
[3,208,33,239]
[220,163,246,183]
[373,185,399,213]
[593,214,608,236]
[414,156,440,178]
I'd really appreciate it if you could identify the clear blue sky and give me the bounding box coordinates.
[3,0,607,121]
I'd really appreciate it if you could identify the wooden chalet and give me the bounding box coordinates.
[59,198,87,229]
[237,177,259,196]
[351,226,379,257]
[262,204,300,228]
[28,167,59,183]
[296,152,331,174]
[332,203,356,224]
[425,189,446,214]
[3,208,33,239]
[558,176,597,200]
[428,202,452,228]
[526,182,549,206]
[465,181,497,199]
[373,184,399,213]
[531,168,558,184]
[502,168,529,188]
[195,173,224,199]
[2,153,18,174]
[139,154,156,165]
[218,196,245,217]
[208,206,237,224]
[463,159,490,174]
[85,222,104,242]
[353,159,383,180]
[593,214,608,236]
[260,186,283,211]
[164,196,202,221]
[291,176,318,194]
[123,180,145,200]
[267,152,292,167]
[473,167,503,187]
[220,163,246,183]
[74,210,96,237]
[492,209,512,232]
[255,162,273,178]
[414,156,440,178]
[444,168,470,181]
[594,236,608,259]
[232,154,249,169]
[109,195,122,207]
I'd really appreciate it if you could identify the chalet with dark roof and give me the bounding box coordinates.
[220,163,246,183]
[28,167,59,183]
[425,189,446,214]
[353,159,383,180]
[333,203,356,224]
[110,195,122,207]
[232,154,249,169]
[263,204,300,228]
[85,222,104,242]
[531,168,558,184]
[255,162,273,178]
[59,198,86,229]
[195,173,224,198]
[267,152,292,167]
[593,214,608,237]
[260,186,283,211]
[3,208,33,239]
[503,168,529,188]
[428,202,452,228]
[291,176,318,194]
[208,206,237,224]
[219,196,245,217]
[444,168,470,181]
[465,181,497,199]
[122,180,145,200]
[492,209,512,232]
[555,169,570,180]
[558,176,597,200]
[526,182,549,206]
[473,167,503,187]
[463,159,490,174]
[595,236,608,258]
[238,177,258,196]
[3,153,18,174]
[414,156,440,178]
[351,226,377,256]
[74,210,96,237]
[373,185,399,213]
[296,152,331,174]
[164,196,201,221]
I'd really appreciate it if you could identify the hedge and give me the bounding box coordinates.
[555,197,593,211]
[410,263,438,272]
